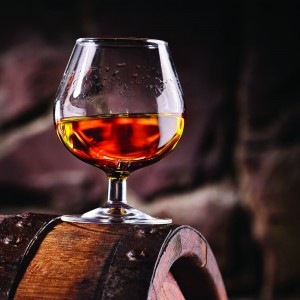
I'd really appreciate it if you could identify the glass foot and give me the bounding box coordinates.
[61,203,172,224]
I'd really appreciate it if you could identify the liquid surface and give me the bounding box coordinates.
[56,113,184,177]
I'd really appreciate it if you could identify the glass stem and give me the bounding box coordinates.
[107,177,127,206]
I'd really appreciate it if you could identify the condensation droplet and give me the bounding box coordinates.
[135,227,157,237]
[116,63,126,67]
[126,249,147,261]
[2,235,23,246]
[16,221,23,228]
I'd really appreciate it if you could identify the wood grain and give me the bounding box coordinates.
[14,223,129,299]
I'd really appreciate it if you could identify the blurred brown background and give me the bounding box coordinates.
[1,1,300,299]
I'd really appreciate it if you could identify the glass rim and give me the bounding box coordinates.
[76,37,168,47]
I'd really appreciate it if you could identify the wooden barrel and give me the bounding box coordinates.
[0,213,228,300]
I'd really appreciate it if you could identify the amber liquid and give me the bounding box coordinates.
[56,113,185,177]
